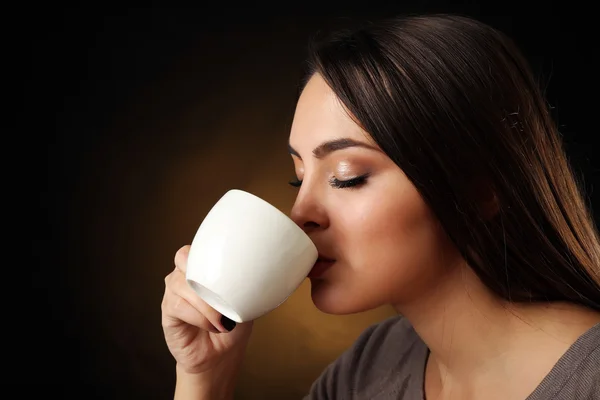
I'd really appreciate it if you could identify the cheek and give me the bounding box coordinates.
[337,185,450,298]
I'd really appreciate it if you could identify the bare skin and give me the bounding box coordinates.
[161,72,599,400]
[288,74,600,400]
[162,246,253,399]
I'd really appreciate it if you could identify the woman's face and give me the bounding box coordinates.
[288,74,461,314]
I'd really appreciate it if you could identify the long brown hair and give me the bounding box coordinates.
[304,14,600,310]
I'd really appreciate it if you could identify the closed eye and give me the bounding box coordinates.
[329,174,369,189]
[289,174,369,189]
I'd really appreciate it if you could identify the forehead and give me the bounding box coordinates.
[289,74,370,147]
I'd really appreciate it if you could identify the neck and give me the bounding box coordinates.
[395,262,600,397]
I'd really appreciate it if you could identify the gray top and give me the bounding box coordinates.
[303,315,599,399]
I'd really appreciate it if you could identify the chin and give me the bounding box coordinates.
[309,278,379,315]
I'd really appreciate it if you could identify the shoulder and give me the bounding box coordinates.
[530,322,600,400]
[304,315,428,400]
[556,323,600,399]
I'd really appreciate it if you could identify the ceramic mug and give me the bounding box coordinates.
[186,189,318,323]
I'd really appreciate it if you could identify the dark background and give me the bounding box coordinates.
[18,3,597,399]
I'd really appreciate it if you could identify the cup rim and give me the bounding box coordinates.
[226,188,315,246]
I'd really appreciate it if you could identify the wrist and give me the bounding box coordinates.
[175,363,236,400]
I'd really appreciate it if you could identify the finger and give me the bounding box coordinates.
[174,245,191,274]
[166,268,235,333]
[162,288,219,333]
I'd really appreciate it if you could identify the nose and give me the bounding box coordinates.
[290,187,329,234]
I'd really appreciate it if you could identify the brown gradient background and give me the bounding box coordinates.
[19,3,598,399]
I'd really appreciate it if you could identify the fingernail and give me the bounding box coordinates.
[220,315,236,332]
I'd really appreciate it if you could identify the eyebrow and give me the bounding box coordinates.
[288,138,380,160]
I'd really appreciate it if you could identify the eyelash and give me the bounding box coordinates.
[288,174,370,189]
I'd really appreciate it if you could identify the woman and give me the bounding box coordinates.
[161,13,600,399]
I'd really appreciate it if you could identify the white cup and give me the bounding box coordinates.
[185,189,318,323]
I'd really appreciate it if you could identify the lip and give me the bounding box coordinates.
[308,255,336,278]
